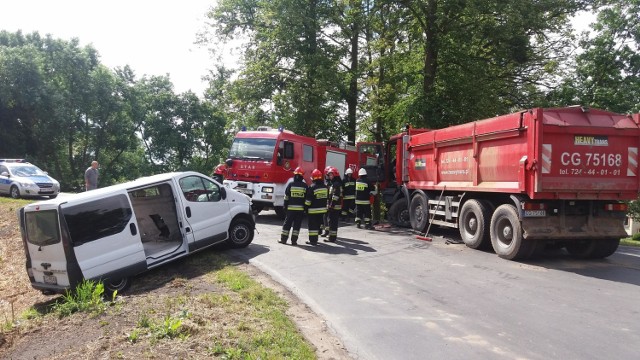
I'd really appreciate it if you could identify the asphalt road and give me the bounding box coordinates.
[228,211,640,360]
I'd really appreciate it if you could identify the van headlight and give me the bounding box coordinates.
[262,187,274,193]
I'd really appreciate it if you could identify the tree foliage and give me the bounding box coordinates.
[0,30,229,190]
[546,0,640,113]
[205,0,595,142]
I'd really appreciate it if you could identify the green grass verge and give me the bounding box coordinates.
[203,254,316,359]
[620,238,640,247]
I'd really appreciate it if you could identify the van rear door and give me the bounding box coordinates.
[21,203,77,291]
[60,193,147,282]
[177,174,231,251]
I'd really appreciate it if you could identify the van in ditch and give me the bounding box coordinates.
[19,171,255,294]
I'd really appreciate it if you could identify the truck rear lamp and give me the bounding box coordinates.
[523,203,547,210]
[603,203,628,211]
[262,187,274,193]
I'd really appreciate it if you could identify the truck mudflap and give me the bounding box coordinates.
[521,214,628,240]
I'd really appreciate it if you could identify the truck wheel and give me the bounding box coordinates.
[104,277,130,294]
[565,239,597,258]
[10,185,21,199]
[227,218,255,248]
[566,238,619,259]
[459,199,491,249]
[490,204,532,260]
[388,199,410,228]
[591,238,620,258]
[274,206,286,219]
[409,193,429,232]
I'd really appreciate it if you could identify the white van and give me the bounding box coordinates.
[19,171,255,294]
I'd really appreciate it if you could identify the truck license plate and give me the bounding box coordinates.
[43,275,57,285]
[524,210,546,217]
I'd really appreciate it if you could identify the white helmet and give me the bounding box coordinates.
[345,168,353,175]
[358,168,367,176]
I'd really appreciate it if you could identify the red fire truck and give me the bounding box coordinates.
[223,126,384,217]
[380,106,640,260]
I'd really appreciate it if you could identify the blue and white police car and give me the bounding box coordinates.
[0,159,60,199]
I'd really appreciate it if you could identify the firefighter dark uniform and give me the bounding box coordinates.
[280,167,308,245]
[325,167,343,242]
[341,168,356,221]
[321,166,332,237]
[305,169,328,245]
[355,168,376,229]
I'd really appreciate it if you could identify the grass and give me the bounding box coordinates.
[51,280,115,318]
[201,254,317,359]
[621,238,640,247]
[5,252,318,358]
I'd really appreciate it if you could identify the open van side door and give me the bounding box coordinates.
[177,174,231,251]
[61,193,147,282]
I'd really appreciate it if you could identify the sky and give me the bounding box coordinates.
[0,0,219,95]
[1,2,595,97]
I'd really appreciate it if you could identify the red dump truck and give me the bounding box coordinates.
[382,106,640,259]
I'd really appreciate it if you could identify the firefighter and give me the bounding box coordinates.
[280,167,308,245]
[355,168,376,230]
[305,169,328,245]
[320,165,332,237]
[324,167,343,242]
[341,168,356,221]
[212,164,226,183]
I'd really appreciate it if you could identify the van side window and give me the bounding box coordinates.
[62,194,132,246]
[179,176,222,202]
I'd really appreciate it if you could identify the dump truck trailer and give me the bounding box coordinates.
[385,106,640,259]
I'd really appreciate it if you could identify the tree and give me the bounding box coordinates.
[207,0,345,139]
[546,0,640,113]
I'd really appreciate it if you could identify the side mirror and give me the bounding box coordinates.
[277,150,283,165]
[0,171,8,177]
[220,186,227,200]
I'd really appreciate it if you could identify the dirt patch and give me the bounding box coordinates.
[0,200,350,359]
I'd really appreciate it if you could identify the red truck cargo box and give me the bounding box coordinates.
[406,107,640,200]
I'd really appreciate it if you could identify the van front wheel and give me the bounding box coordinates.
[104,277,130,294]
[227,218,255,248]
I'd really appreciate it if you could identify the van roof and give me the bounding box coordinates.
[22,171,198,209]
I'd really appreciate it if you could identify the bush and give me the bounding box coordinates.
[632,232,640,241]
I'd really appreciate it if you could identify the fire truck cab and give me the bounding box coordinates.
[224,126,382,216]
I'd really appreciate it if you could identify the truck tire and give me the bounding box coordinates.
[226,218,255,248]
[490,204,533,260]
[459,199,491,249]
[566,238,619,259]
[409,193,429,232]
[388,199,410,228]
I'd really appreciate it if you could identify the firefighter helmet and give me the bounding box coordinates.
[329,167,340,177]
[324,166,332,175]
[293,166,304,176]
[311,169,323,180]
[345,168,353,175]
[358,168,367,177]
[214,164,226,175]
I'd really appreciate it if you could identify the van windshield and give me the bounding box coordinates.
[229,138,276,160]
[25,210,61,246]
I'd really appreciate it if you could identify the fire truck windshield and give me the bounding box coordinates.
[229,138,277,160]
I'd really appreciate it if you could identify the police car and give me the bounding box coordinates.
[0,159,60,199]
